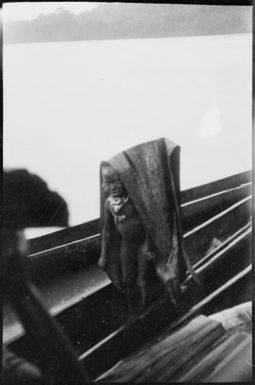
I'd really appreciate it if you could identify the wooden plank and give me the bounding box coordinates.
[209,301,252,333]
[27,235,101,281]
[97,315,226,382]
[6,216,251,354]
[184,228,251,298]
[181,183,251,232]
[28,171,251,254]
[8,200,251,334]
[26,189,251,277]
[176,331,250,382]
[6,259,251,380]
[6,207,251,364]
[189,222,251,271]
[28,218,100,254]
[184,195,251,265]
[7,280,127,358]
[78,255,251,380]
[181,170,251,204]
[27,194,252,278]
[7,199,251,337]
[204,334,252,382]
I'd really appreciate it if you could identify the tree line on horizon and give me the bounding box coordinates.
[3,3,252,44]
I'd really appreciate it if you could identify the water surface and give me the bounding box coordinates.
[3,34,252,236]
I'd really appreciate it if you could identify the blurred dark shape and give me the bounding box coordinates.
[3,169,69,229]
[3,345,42,385]
[2,169,86,385]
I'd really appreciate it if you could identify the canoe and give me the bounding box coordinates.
[4,169,252,382]
[96,301,252,382]
[26,170,251,279]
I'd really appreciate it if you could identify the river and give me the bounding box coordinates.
[3,34,252,237]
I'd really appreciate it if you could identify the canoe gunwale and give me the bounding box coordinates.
[27,170,251,255]
[4,170,252,375]
[4,191,251,345]
[81,262,252,379]
[27,183,252,263]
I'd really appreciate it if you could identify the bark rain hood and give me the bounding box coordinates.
[100,138,188,287]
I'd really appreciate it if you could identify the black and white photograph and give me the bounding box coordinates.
[2,1,252,383]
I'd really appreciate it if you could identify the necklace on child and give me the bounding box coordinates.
[108,195,129,213]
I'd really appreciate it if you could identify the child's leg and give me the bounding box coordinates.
[137,237,152,309]
[120,240,139,314]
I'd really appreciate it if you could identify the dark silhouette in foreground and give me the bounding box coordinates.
[2,169,89,384]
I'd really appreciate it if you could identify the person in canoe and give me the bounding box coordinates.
[98,138,200,314]
[3,169,88,384]
[99,161,154,313]
[2,169,69,384]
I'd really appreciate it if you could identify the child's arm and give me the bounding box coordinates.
[98,199,114,270]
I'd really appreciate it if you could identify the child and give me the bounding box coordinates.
[98,163,153,313]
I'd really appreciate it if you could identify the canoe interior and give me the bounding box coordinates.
[96,302,252,383]
[26,170,252,282]
[4,170,252,379]
[28,170,251,254]
[27,190,251,284]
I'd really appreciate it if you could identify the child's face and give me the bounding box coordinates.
[102,166,125,196]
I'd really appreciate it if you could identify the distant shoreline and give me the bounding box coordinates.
[3,31,251,46]
[3,3,251,45]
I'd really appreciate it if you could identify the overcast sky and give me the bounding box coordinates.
[3,2,100,22]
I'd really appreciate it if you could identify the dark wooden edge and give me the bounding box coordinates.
[95,264,251,382]
[27,186,251,266]
[82,253,251,379]
[26,193,251,282]
[181,183,251,231]
[28,218,100,254]
[6,206,251,356]
[181,170,251,204]
[28,170,251,254]
[84,230,251,379]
